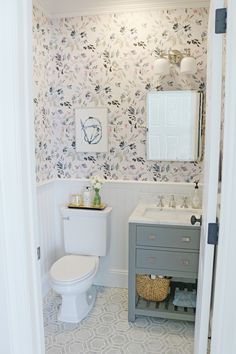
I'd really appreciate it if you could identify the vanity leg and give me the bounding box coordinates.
[128,309,136,322]
[128,224,136,322]
[128,269,136,322]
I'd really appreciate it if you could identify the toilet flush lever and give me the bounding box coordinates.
[62,216,70,221]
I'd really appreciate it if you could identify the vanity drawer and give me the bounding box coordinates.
[136,226,200,250]
[136,249,199,274]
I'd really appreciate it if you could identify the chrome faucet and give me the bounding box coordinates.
[169,195,176,208]
[157,195,164,208]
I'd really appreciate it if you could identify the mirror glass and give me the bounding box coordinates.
[147,90,202,161]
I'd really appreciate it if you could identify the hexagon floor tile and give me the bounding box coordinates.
[44,286,210,354]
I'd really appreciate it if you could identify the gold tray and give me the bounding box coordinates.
[68,203,107,210]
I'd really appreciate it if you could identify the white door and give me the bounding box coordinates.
[210,0,236,353]
[194,1,224,354]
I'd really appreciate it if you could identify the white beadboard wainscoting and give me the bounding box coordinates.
[37,179,202,296]
[37,180,56,296]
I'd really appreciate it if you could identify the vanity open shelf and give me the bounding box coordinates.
[135,280,197,322]
[128,222,201,322]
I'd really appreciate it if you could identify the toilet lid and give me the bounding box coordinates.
[50,255,98,283]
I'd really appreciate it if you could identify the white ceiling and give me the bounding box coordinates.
[34,0,210,18]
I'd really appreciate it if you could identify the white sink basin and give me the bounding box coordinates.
[129,203,202,226]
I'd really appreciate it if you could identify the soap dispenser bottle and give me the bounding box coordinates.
[83,186,92,207]
[192,180,201,209]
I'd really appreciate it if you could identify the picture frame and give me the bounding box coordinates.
[75,108,108,153]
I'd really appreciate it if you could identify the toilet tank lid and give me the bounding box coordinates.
[61,205,112,217]
[50,255,98,283]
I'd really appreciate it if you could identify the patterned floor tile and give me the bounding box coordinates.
[44,286,203,354]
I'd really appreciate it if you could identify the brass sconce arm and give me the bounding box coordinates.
[159,49,192,65]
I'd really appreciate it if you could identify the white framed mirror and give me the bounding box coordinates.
[147,90,203,161]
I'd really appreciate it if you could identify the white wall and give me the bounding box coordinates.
[37,179,201,295]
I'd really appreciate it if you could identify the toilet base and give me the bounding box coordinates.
[57,286,97,323]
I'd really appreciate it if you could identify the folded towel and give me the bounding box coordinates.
[173,289,196,308]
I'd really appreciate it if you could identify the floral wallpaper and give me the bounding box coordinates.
[33,6,208,183]
[33,7,55,181]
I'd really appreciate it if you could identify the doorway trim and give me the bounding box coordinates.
[0,1,45,353]
[210,0,236,353]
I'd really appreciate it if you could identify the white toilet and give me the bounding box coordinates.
[49,205,112,323]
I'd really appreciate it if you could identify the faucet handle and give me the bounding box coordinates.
[181,196,188,208]
[169,194,176,208]
[157,195,164,208]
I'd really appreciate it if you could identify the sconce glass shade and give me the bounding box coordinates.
[180,56,197,74]
[156,57,170,75]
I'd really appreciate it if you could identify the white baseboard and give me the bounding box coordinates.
[94,268,128,289]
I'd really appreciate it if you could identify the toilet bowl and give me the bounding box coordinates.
[50,254,99,323]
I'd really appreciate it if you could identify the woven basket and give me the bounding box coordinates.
[136,275,171,302]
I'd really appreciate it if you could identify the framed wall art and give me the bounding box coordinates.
[75,108,108,152]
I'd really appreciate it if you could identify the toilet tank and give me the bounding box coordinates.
[61,206,112,256]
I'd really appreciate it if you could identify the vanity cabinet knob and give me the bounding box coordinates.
[148,256,157,263]
[181,237,190,242]
[148,235,156,240]
[182,259,190,266]
[62,216,70,221]
[191,215,202,226]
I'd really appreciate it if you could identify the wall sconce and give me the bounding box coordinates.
[156,49,197,75]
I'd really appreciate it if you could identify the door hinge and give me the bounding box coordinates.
[215,8,227,34]
[37,246,41,260]
[207,223,219,245]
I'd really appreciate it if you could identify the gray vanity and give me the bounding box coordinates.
[128,203,201,322]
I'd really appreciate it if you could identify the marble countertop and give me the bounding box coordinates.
[129,202,202,227]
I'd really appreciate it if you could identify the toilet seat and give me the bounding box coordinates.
[50,254,99,284]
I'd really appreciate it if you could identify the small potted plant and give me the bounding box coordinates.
[90,176,104,207]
